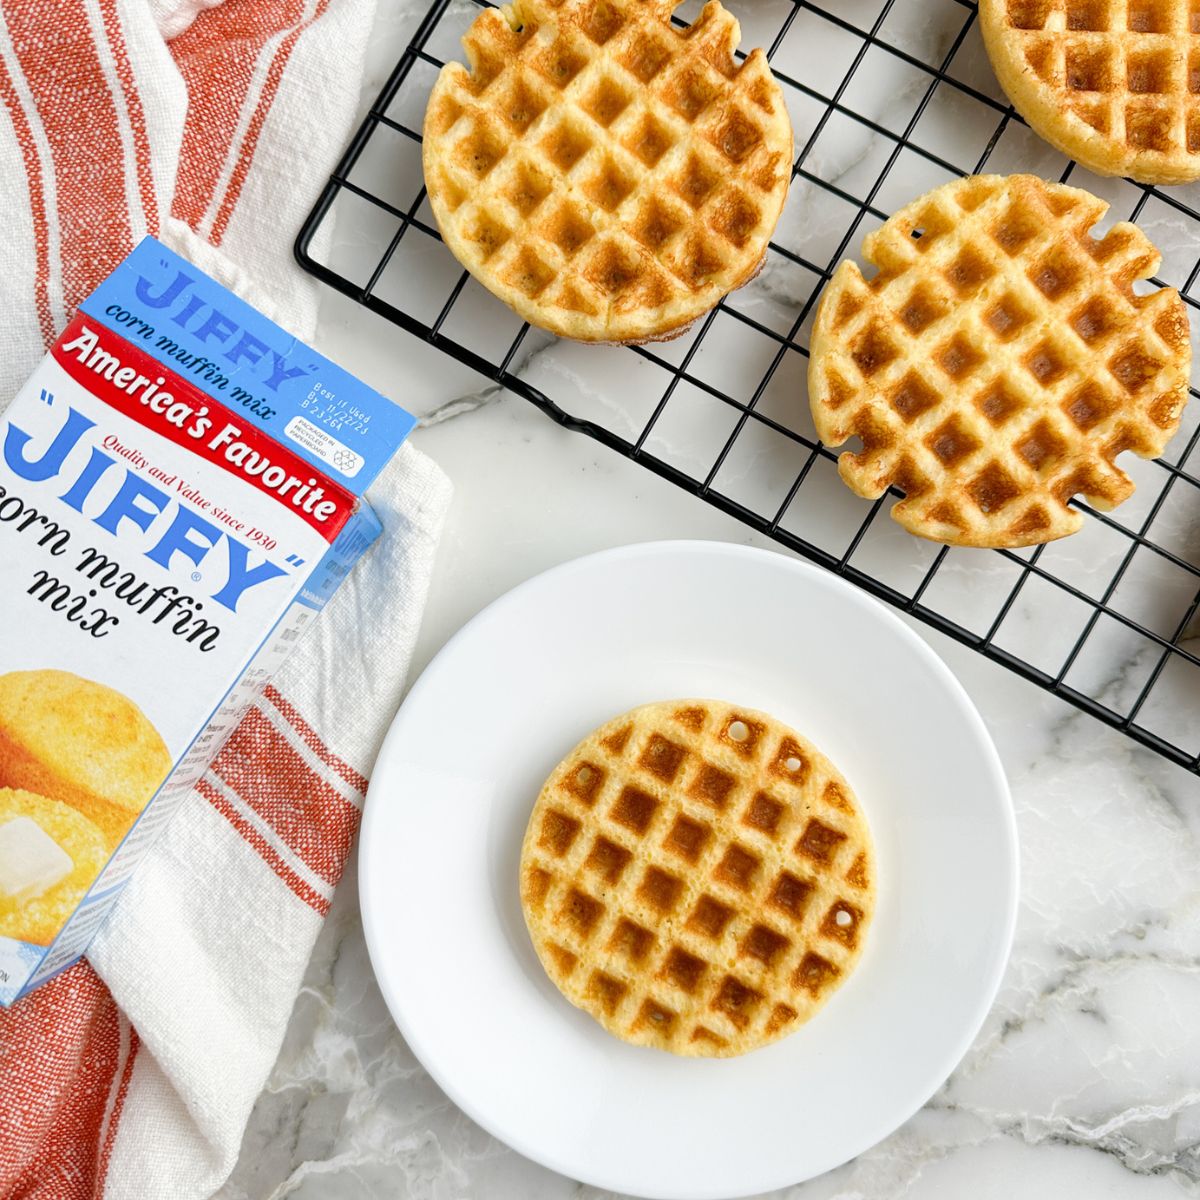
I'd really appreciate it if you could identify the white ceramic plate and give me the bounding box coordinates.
[360,541,1017,1199]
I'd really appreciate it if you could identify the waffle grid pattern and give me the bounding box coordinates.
[981,0,1200,184]
[423,0,791,341]
[520,702,873,1055]
[298,0,1200,776]
[809,174,1189,547]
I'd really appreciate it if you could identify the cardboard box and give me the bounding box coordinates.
[0,238,414,1003]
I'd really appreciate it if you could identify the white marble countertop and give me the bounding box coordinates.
[216,1,1200,1196]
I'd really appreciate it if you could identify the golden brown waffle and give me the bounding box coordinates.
[808,174,1190,549]
[980,0,1200,184]
[520,700,875,1057]
[422,0,792,343]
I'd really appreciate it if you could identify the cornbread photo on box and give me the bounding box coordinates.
[0,670,170,850]
[0,789,109,946]
[0,237,415,1004]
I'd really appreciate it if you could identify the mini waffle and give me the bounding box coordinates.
[422,0,792,343]
[808,174,1190,549]
[519,700,875,1057]
[980,0,1200,184]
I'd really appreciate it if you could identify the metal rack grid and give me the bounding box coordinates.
[297,0,1200,775]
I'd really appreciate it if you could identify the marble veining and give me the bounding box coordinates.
[218,0,1200,1194]
[216,387,1200,1200]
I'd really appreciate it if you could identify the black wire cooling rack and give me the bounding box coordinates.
[296,0,1200,775]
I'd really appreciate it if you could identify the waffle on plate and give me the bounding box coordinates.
[520,700,875,1057]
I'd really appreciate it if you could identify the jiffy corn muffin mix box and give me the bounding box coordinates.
[0,238,415,1004]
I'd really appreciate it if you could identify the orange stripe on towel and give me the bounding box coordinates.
[168,0,307,232]
[0,961,132,1199]
[214,706,361,888]
[209,0,331,245]
[0,37,55,345]
[2,0,136,312]
[265,683,370,796]
[98,0,159,235]
[197,776,332,916]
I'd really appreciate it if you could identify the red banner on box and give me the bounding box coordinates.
[51,315,354,542]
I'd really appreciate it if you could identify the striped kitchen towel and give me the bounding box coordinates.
[0,3,451,1199]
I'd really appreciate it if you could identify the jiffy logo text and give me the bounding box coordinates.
[4,400,289,614]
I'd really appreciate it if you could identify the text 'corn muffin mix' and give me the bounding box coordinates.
[0,238,415,1004]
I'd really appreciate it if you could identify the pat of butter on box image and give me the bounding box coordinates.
[0,817,74,903]
[0,238,415,1004]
